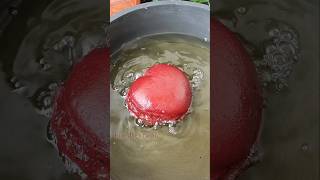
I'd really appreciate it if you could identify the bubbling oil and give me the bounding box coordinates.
[0,0,107,178]
[110,34,210,180]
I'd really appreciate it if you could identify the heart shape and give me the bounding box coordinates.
[50,18,263,180]
[126,64,192,125]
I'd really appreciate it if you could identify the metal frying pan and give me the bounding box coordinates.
[109,1,210,55]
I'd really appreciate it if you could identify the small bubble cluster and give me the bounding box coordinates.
[53,35,76,64]
[254,22,300,91]
[236,7,248,15]
[190,68,204,89]
[300,143,310,152]
[53,35,75,51]
[38,57,52,71]
[33,82,60,118]
[8,7,19,16]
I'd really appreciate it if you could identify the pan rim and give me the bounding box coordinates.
[110,1,210,23]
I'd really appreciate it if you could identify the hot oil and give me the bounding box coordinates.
[0,0,318,179]
[213,0,318,179]
[0,0,106,179]
[110,34,210,180]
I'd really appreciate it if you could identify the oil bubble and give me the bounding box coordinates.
[300,143,310,152]
[254,21,300,92]
[236,7,248,15]
[8,7,19,16]
[33,82,60,118]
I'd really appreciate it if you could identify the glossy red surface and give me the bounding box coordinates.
[211,17,263,179]
[126,64,192,125]
[50,18,262,180]
[50,48,109,179]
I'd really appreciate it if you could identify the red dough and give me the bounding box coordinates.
[50,18,262,180]
[50,48,109,179]
[126,64,192,125]
[211,18,263,179]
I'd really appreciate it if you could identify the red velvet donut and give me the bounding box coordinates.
[50,18,262,180]
[50,48,109,179]
[211,18,263,179]
[126,64,192,125]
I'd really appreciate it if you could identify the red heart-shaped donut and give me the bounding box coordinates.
[126,64,192,125]
[50,18,263,180]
